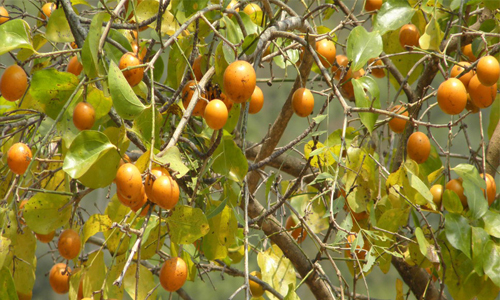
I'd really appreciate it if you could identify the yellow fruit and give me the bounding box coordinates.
[49,263,71,294]
[67,55,83,76]
[0,65,28,102]
[446,179,467,208]
[476,55,500,87]
[436,78,467,115]
[58,229,81,260]
[40,2,56,20]
[430,184,443,209]
[481,173,496,206]
[365,0,383,11]
[368,58,385,78]
[468,74,497,108]
[73,102,95,131]
[151,175,179,210]
[7,143,32,175]
[450,61,474,89]
[159,257,188,292]
[407,132,430,164]
[182,80,207,117]
[291,87,314,118]
[388,105,408,133]
[315,39,337,68]
[462,44,477,62]
[223,60,256,103]
[249,271,265,298]
[119,52,144,87]
[0,6,9,24]
[204,99,228,130]
[115,163,143,202]
[248,86,264,114]
[285,216,307,243]
[332,55,349,81]
[399,24,420,50]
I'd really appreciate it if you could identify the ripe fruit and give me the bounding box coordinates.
[223,60,256,103]
[248,86,264,114]
[291,87,314,118]
[204,99,228,130]
[119,52,144,87]
[436,78,467,115]
[35,231,55,243]
[182,80,207,117]
[332,54,349,81]
[0,6,9,24]
[481,173,496,206]
[40,2,56,20]
[465,97,480,113]
[249,271,264,298]
[145,167,169,199]
[399,24,420,50]
[17,291,32,300]
[446,179,467,208]
[388,105,408,133]
[462,44,477,62]
[130,191,150,216]
[159,257,188,292]
[285,216,307,243]
[0,65,28,102]
[7,142,32,175]
[365,0,383,12]
[115,163,143,202]
[192,55,203,81]
[67,55,83,76]
[73,102,95,131]
[468,74,497,108]
[368,58,385,78]
[450,61,474,89]
[131,42,147,62]
[151,175,180,210]
[58,229,81,260]
[476,55,500,87]
[118,183,145,207]
[49,263,71,294]
[220,93,233,111]
[430,184,443,209]
[315,39,336,68]
[406,132,430,164]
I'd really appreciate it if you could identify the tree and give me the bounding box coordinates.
[0,0,499,299]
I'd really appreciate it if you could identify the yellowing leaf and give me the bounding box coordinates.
[202,203,237,261]
[304,141,335,168]
[419,15,444,51]
[257,245,296,300]
[82,214,112,245]
[167,206,210,245]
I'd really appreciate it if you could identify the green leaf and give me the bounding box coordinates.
[352,76,380,133]
[212,138,249,182]
[29,69,79,119]
[155,146,190,178]
[5,230,36,296]
[24,193,71,234]
[17,34,46,61]
[445,213,471,259]
[443,190,463,213]
[83,85,113,121]
[419,15,444,51]
[257,244,296,300]
[81,251,106,299]
[124,263,157,300]
[108,61,147,120]
[373,0,416,35]
[405,164,433,206]
[167,206,210,244]
[82,214,112,245]
[130,105,162,148]
[346,26,383,71]
[165,36,193,89]
[325,127,358,148]
[202,203,237,261]
[136,215,167,259]
[0,19,33,55]
[46,8,73,42]
[0,267,17,300]
[81,13,105,78]
[482,211,500,238]
[0,237,11,270]
[484,241,500,287]
[453,164,487,220]
[103,196,130,255]
[471,227,490,276]
[63,130,121,188]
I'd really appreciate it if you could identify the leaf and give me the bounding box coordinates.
[445,213,471,259]
[419,15,444,51]
[84,85,113,120]
[63,130,121,188]
[373,0,416,35]
[352,76,380,133]
[212,138,249,182]
[135,215,167,260]
[103,196,130,255]
[29,69,79,119]
[166,35,193,89]
[155,146,190,178]
[167,206,210,244]
[82,214,112,245]
[453,164,487,220]
[108,61,147,120]
[484,241,500,287]
[0,19,33,55]
[202,203,237,261]
[81,13,105,78]
[257,245,296,300]
[443,189,463,214]
[24,194,71,234]
[0,267,17,300]
[482,211,500,238]
[130,105,163,148]
[124,263,157,300]
[346,26,383,71]
[304,140,335,168]
[0,237,11,270]
[46,8,73,42]
[471,227,490,276]
[405,164,433,206]
[81,251,106,299]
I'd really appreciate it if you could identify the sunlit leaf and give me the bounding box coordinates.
[419,15,444,51]
[46,8,73,42]
[108,61,147,120]
[373,0,416,35]
[202,202,237,260]
[212,138,248,182]
[347,26,383,71]
[82,214,112,245]
[167,206,210,244]
[82,13,105,78]
[24,194,71,234]
[257,245,296,300]
[352,76,380,133]
[124,263,157,300]
[0,267,17,300]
